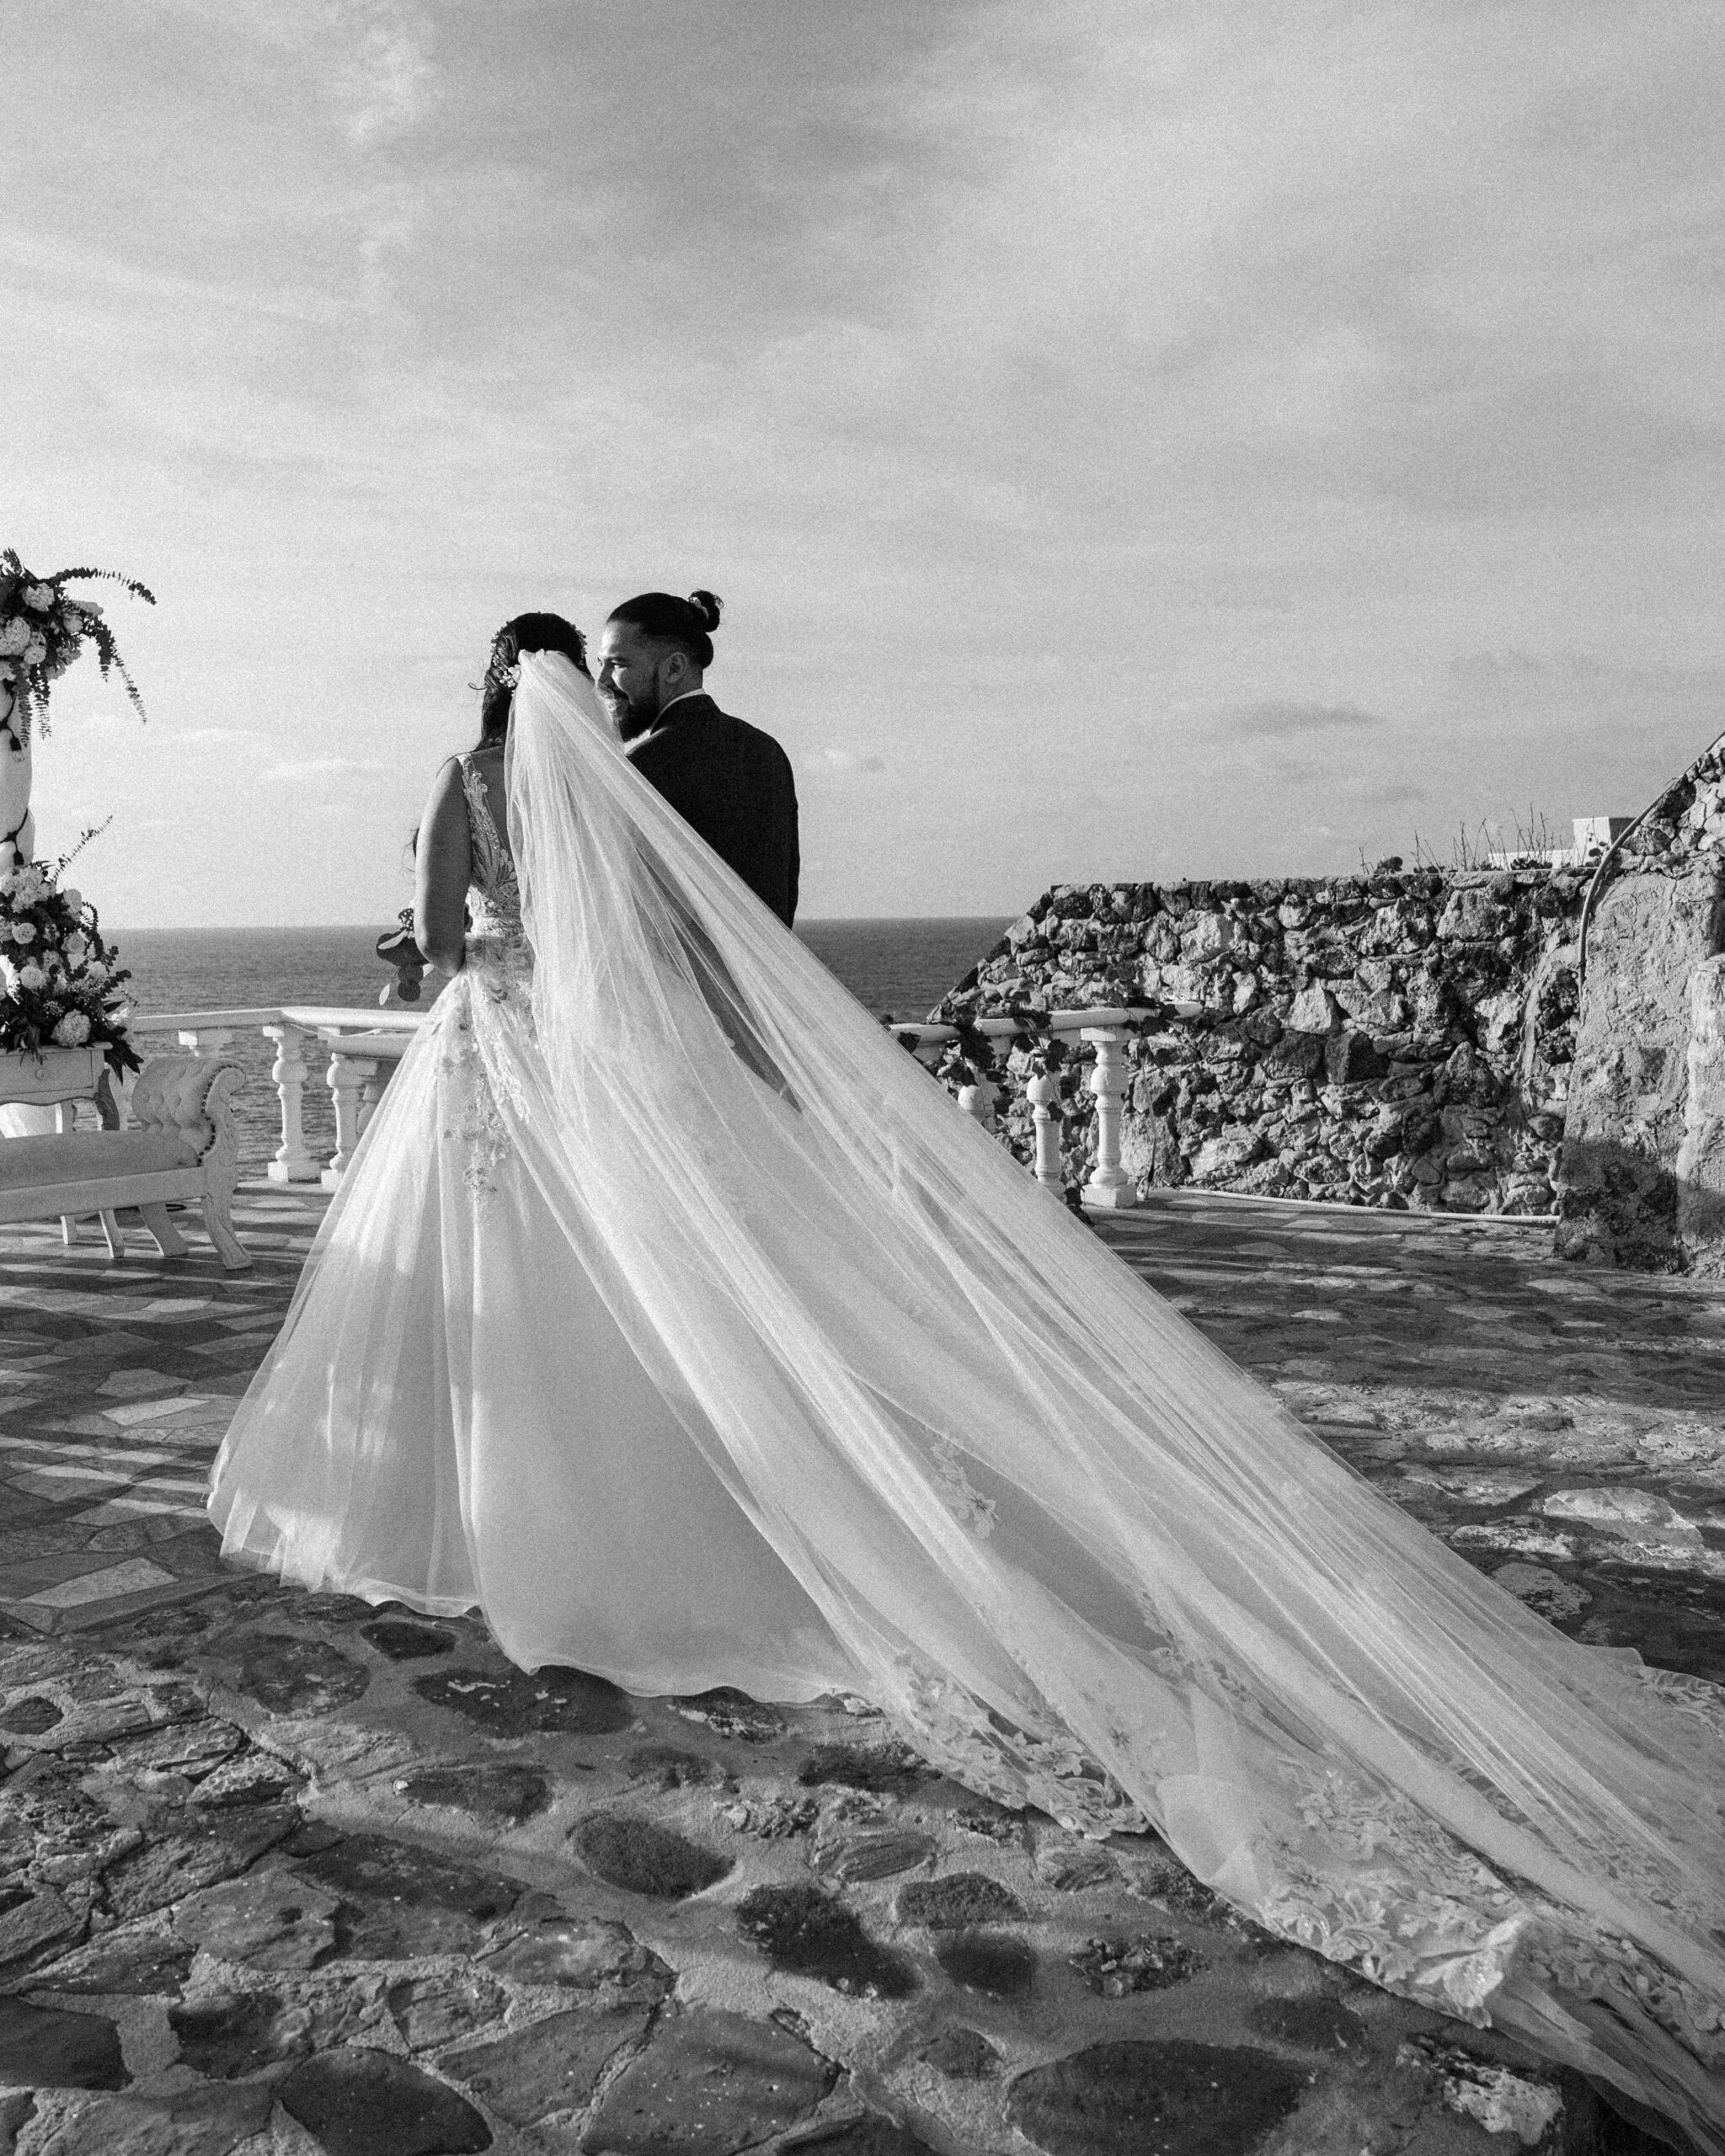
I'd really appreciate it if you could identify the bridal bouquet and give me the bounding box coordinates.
[0,845,136,1074]
[0,551,153,735]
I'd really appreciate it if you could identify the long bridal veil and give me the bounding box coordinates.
[229,648,1721,2146]
[492,656,1725,2142]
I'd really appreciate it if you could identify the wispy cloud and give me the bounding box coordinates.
[1221,702,1387,742]
[335,1,439,150]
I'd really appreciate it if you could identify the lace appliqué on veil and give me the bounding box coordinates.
[889,1587,1725,2061]
[873,1650,1149,1840]
[927,1440,997,1539]
[1257,1713,1725,2061]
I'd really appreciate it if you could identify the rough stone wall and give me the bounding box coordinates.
[1551,867,1722,1267]
[1554,735,1725,1269]
[932,868,1586,1213]
[1677,954,1725,1274]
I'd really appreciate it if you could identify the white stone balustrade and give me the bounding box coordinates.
[122,1004,426,1187]
[108,997,1156,1203]
[889,1006,1155,1207]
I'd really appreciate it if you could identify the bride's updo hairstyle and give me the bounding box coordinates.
[606,590,722,671]
[478,612,588,744]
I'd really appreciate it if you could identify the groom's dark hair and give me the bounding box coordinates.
[607,590,722,671]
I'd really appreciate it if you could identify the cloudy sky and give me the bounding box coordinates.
[13,1,1725,924]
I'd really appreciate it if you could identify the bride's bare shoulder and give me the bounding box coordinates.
[418,754,470,825]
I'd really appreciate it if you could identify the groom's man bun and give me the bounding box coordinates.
[607,590,723,672]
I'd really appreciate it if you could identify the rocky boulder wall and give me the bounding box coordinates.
[934,868,1585,1214]
[1552,734,1725,1271]
[1554,866,1725,1268]
[1677,954,1725,1276]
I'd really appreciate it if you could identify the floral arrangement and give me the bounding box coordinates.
[0,835,137,1075]
[0,550,153,736]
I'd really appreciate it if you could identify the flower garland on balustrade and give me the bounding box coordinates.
[0,832,138,1075]
[0,551,152,737]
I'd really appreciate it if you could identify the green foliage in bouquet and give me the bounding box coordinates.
[0,831,138,1076]
[0,551,154,737]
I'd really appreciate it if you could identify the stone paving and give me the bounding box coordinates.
[0,1182,1717,2153]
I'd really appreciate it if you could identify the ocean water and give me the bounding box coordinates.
[114,917,1012,1170]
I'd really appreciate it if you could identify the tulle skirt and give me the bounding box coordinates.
[208,963,856,1700]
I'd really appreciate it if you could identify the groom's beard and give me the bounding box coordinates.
[605,690,660,742]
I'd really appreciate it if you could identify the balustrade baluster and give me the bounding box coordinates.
[957,1073,999,1128]
[357,1066,389,1137]
[322,1052,377,1187]
[1081,1026,1139,1209]
[1026,1070,1064,1187]
[262,1021,318,1182]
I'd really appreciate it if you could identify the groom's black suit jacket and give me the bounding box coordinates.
[628,693,800,927]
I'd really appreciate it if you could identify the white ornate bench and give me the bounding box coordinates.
[0,1055,250,1270]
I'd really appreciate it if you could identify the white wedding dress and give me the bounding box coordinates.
[211,655,1725,2148]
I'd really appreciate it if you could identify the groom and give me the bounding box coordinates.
[596,590,799,927]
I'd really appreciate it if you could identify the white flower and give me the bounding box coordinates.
[23,584,54,612]
[22,635,45,669]
[63,931,88,965]
[9,921,37,947]
[17,963,45,992]
[61,887,81,913]
[50,1011,91,1046]
[83,960,108,987]
[0,619,28,657]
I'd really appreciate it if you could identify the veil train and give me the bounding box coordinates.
[216,655,1725,2148]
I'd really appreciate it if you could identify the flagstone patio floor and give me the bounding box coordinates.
[0,1182,1712,2153]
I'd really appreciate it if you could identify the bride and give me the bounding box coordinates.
[211,621,1725,2148]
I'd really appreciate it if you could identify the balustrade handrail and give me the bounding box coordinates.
[118,1002,427,1191]
[109,997,1156,1209]
[127,1005,427,1033]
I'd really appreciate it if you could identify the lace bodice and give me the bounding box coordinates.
[458,754,526,962]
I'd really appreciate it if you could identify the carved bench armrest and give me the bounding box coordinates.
[130,1056,248,1165]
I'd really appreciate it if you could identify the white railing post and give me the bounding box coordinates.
[357,1065,389,1137]
[1027,1070,1064,1187]
[956,1072,999,1128]
[322,1051,377,1187]
[1081,1025,1138,1209]
[262,1021,318,1182]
